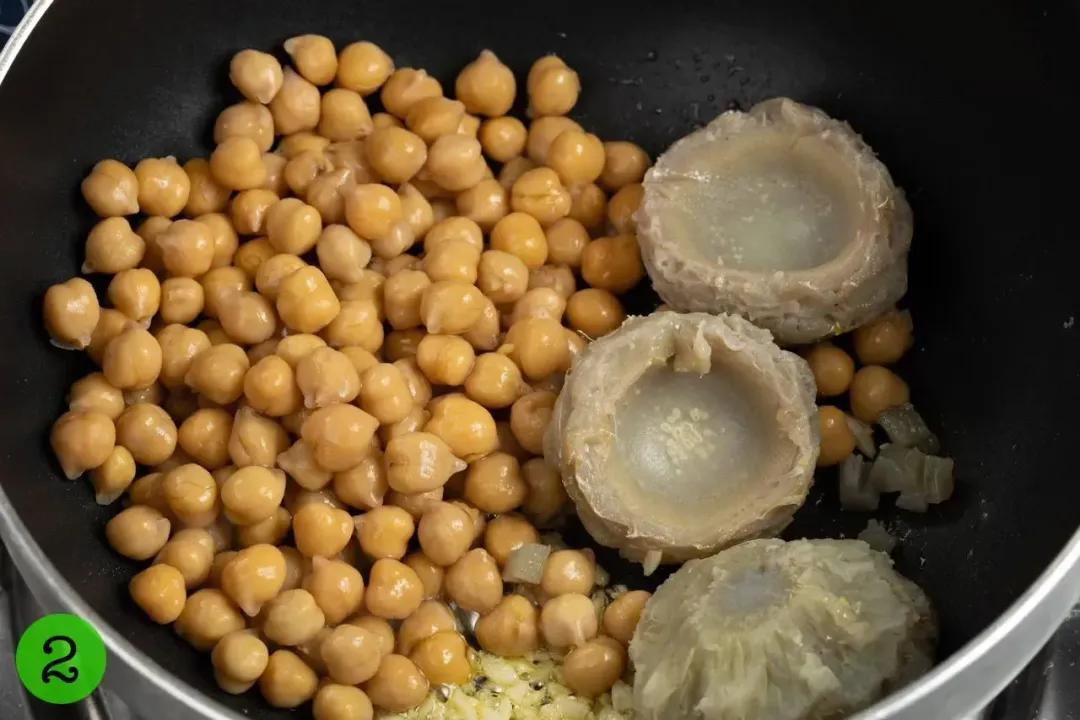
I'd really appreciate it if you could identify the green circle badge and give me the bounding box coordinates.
[15,613,106,704]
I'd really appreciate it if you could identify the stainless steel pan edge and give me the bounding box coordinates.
[0,1,1072,719]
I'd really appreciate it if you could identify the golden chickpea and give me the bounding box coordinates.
[503,318,566,380]
[399,553,441,601]
[408,501,468,567]
[456,177,508,232]
[157,278,203,325]
[235,506,291,548]
[421,241,478,287]
[123,382,165,407]
[475,594,540,657]
[606,182,643,234]
[511,167,571,226]
[854,310,915,365]
[156,219,214,277]
[264,197,321,255]
[229,48,283,104]
[215,101,275,152]
[229,407,290,468]
[599,139,649,189]
[547,129,605,187]
[526,55,579,116]
[381,330,422,363]
[129,563,187,624]
[544,219,588,268]
[603,589,652,644]
[413,334,473,386]
[425,134,487,192]
[342,183,402,243]
[542,549,595,597]
[464,451,527,513]
[401,98,462,145]
[277,441,330,494]
[81,159,139,217]
[262,588,326,647]
[415,280,482,335]
[364,654,428,713]
[231,190,279,236]
[484,513,540,567]
[383,433,464,497]
[524,115,578,163]
[380,67,441,118]
[161,463,219,527]
[301,557,365,624]
[269,68,321,136]
[176,408,232,469]
[805,343,856,397]
[126,472,169,516]
[313,225,370,284]
[255,254,307,303]
[849,365,911,424]
[106,505,170,561]
[342,615,392,660]
[219,543,286,616]
[83,217,145,274]
[510,288,565,327]
[540,592,597,649]
[306,168,352,225]
[336,41,394,95]
[818,405,858,467]
[510,390,557,455]
[277,266,341,333]
[462,353,526,409]
[521,458,567,526]
[322,298,384,352]
[317,623,382,686]
[566,288,624,339]
[442,547,500,613]
[183,343,249,405]
[260,152,289,195]
[90,316,133,367]
[569,182,607,230]
[581,234,643,293]
[210,136,267,192]
[295,346,361,409]
[241,356,299,418]
[69,373,124,421]
[563,637,626,698]
[316,88,372,141]
[275,333,327,367]
[479,117,527,163]
[210,630,269,695]
[134,157,190,218]
[351,505,413,560]
[113,402,174,467]
[259,649,318,709]
[423,216,483,253]
[476,250,529,304]
[43,278,100,350]
[486,215,546,272]
[371,113,403,130]
[174,588,245,653]
[137,216,172,276]
[218,291,278,345]
[531,263,576,300]
[453,54,513,119]
[361,126,425,184]
[364,558,423,620]
[406,630,469,685]
[349,363,410,426]
[301,404,380,472]
[282,34,337,85]
[277,131,331,160]
[423,394,498,461]
[333,452,388,510]
[220,465,286,526]
[200,267,250,319]
[392,357,432,406]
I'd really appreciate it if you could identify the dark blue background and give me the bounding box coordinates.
[0,0,32,43]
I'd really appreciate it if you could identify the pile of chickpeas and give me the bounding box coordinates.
[802,311,915,466]
[43,36,654,719]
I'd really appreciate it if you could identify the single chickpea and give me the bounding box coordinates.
[463,353,527,409]
[210,136,267,191]
[362,126,427,184]
[475,594,540,657]
[409,630,470,685]
[260,152,289,196]
[504,318,568,380]
[444,548,502,614]
[277,266,341,333]
[818,405,858,467]
[278,131,332,159]
[464,451,528,513]
[521,458,567,526]
[255,253,307,303]
[83,217,145,274]
[262,588,326,647]
[402,553,444,600]
[403,96,464,143]
[526,55,579,116]
[569,182,607,230]
[423,216,483,253]
[129,563,187,624]
[542,549,595,597]
[545,218,590,267]
[343,183,402,241]
[547,129,605,187]
[177,408,232,469]
[105,505,170,561]
[69,373,125,420]
[600,140,650,189]
[411,501,470,566]
[396,183,433,237]
[346,615,395,660]
[532,263,577,299]
[456,177,508,231]
[162,464,219,527]
[854,310,915,365]
[43,278,100,349]
[264,197,322,255]
[220,466,286,526]
[488,213,547,270]
[365,559,423,619]
[380,68,442,119]
[126,472,169,516]
[603,589,652,644]
[336,41,394,95]
[82,446,132,504]
[158,277,204,325]
[183,343,249,405]
[849,366,911,424]
[387,486,445,521]
[295,346,361,409]
[354,362,411,425]
[235,506,291,548]
[353,505,415,560]
[484,513,540,567]
[566,288,625,339]
[219,543,286,616]
[497,159,536,194]
[383,432,465,496]
[215,102,275,153]
[242,356,300,418]
[393,357,433,406]
[231,190,279,236]
[580,234,644,293]
[283,34,337,85]
[423,239,480,286]
[313,684,374,720]
[606,182,643,234]
[540,592,597,649]
[320,623,383,686]
[211,630,269,695]
[114,402,175,466]
[456,50,516,118]
[332,452,388,512]
[373,113,404,131]
[510,390,557,455]
[301,404,380,472]
[81,159,139,217]
[415,334,475,386]
[511,167,571,226]
[477,250,530,304]
[201,267,251,319]
[229,49,283,104]
[156,219,214,277]
[417,280,484,335]
[174,588,246,653]
[318,88,373,141]
[303,557,365,624]
[259,649,319,709]
[278,438,332,491]
[563,637,627,698]
[315,225,372,284]
[480,116,527,163]
[217,291,278,345]
[228,407,290,468]
[526,116,582,165]
[805,343,856,397]
[367,220,416,261]
[511,287,566,325]
[269,68,321,136]
[134,157,191,218]
[424,394,499,461]
[363,654,428,713]
[123,383,165,407]
[84,308,128,364]
[305,168,353,224]
[425,134,487,192]
[383,329,425,362]
[394,599,456,657]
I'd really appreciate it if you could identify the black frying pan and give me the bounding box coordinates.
[0,0,1078,717]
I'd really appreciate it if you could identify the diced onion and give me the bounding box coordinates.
[839,453,880,511]
[921,455,955,504]
[858,519,898,553]
[642,550,662,577]
[845,415,877,459]
[869,444,925,493]
[877,403,940,454]
[502,543,551,584]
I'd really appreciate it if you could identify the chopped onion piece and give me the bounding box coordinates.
[642,550,663,577]
[502,543,551,584]
[839,453,880,511]
[877,403,940,454]
[921,455,955,504]
[846,414,877,459]
[869,443,925,493]
[858,520,898,553]
[896,492,929,513]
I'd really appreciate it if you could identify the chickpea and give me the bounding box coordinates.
[479,116,527,163]
[547,129,605,187]
[336,41,393,95]
[511,391,556,454]
[333,453,388,511]
[849,365,911,424]
[305,171,351,226]
[159,463,218,528]
[421,242,477,289]
[134,157,190,218]
[361,126,425,184]
[380,67,441,119]
[293,346,359,409]
[275,443,329,495]
[414,280,482,336]
[218,543,286,616]
[400,98,462,146]
[595,137,650,188]
[580,234,643,293]
[83,217,145,274]
[475,594,540,658]
[563,637,626,698]
[263,198,320,256]
[239,357,297,419]
[324,298,384,353]
[184,343,249,405]
[541,549,595,597]
[423,216,483,253]
[606,182,642,234]
[342,183,401,243]
[365,559,423,620]
[350,505,412,560]
[260,588,326,647]
[525,116,579,164]
[496,159,535,195]
[453,50,514,118]
[209,630,269,696]
[510,167,571,226]
[412,334,473,386]
[231,190,279,236]
[69,373,124,421]
[175,409,231,471]
[106,505,170,561]
[220,466,286,526]
[174,588,245,652]
[351,363,408,426]
[312,225,370,285]
[519,458,566,526]
[540,593,597,649]
[302,404,380,472]
[854,310,915,365]
[228,48,283,104]
[463,452,527,514]
[425,134,487,192]
[569,182,607,230]
[314,623,382,687]
[476,250,529,304]
[315,88,371,141]
[299,557,364,625]
[460,353,524,409]
[277,266,341,333]
[149,533,209,591]
[393,357,433,407]
[818,405,858,467]
[541,220,588,269]
[259,649,318,709]
[229,407,290,469]
[129,564,186,624]
[43,278,100,350]
[565,288,623,339]
[384,600,450,658]
[235,506,291,548]
[258,151,288,195]
[442,548,501,614]
[512,288,566,325]
[209,137,267,192]
[502,318,565,381]
[278,33,336,85]
[364,654,428,713]
[603,589,651,644]
[81,159,139,217]
[313,684,374,720]
[805,343,856,397]
[124,382,165,407]
[276,132,330,161]
[383,433,464,498]
[422,394,497,461]
[113,403,174,467]
[455,178,507,232]
[405,630,469,685]
[526,55,579,116]
[155,219,214,278]
[253,255,306,305]
[199,268,249,320]
[218,291,278,345]
[405,501,468,567]
[214,101,275,152]
[269,68,321,136]
[156,277,203,325]
[484,514,540,568]
[396,553,441,601]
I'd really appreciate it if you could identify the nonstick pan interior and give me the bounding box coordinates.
[1,0,1079,716]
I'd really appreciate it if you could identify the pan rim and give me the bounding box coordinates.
[0,1,1076,718]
